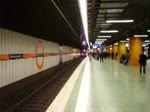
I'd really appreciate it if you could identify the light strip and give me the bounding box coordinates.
[78,0,89,47]
[97,36,111,38]
[95,41,103,42]
[106,19,134,23]
[95,42,103,44]
[134,35,148,37]
[95,42,104,44]
[145,40,149,43]
[95,41,105,44]
[100,30,118,33]
[95,41,104,42]
[96,39,107,41]
[90,42,92,46]
[120,40,126,42]
[95,40,105,42]
[114,43,118,45]
[107,9,124,13]
[147,30,150,32]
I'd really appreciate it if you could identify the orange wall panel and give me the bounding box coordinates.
[106,47,109,53]
[118,42,127,61]
[129,37,142,66]
[113,45,118,59]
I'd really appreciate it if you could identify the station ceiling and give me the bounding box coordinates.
[0,0,82,48]
[0,0,150,48]
[88,0,150,45]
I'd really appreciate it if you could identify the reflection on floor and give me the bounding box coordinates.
[65,58,150,112]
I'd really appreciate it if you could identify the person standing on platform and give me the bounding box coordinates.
[88,53,92,61]
[112,52,114,59]
[139,51,148,74]
[99,52,104,63]
[124,52,130,65]
[115,52,118,59]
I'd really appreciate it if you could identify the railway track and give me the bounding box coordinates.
[0,58,82,112]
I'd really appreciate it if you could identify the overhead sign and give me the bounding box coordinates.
[93,44,101,48]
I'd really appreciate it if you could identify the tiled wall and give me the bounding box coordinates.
[74,49,80,58]
[62,45,74,63]
[0,28,59,87]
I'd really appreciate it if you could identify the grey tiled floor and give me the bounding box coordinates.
[65,58,150,112]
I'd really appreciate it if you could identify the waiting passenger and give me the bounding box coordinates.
[99,52,104,63]
[120,54,125,63]
[112,52,114,59]
[103,52,107,59]
[139,51,148,74]
[124,52,130,65]
[88,53,92,61]
[115,52,118,59]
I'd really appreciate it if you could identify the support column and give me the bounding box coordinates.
[108,46,110,53]
[148,44,150,59]
[118,42,127,61]
[129,37,142,65]
[106,47,109,53]
[110,46,113,59]
[113,45,118,59]
[107,46,111,58]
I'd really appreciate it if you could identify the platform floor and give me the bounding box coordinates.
[47,57,150,112]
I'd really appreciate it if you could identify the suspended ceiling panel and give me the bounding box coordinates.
[100,3,129,9]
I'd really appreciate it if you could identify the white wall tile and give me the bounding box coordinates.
[0,28,60,87]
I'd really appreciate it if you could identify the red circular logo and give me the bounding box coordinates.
[36,41,44,70]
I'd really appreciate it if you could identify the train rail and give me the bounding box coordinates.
[0,58,83,112]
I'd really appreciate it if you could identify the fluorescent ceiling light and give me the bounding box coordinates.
[90,42,92,46]
[120,40,126,42]
[100,30,118,33]
[95,41,104,42]
[142,44,146,47]
[95,42,104,44]
[114,43,118,45]
[96,39,107,41]
[145,47,149,49]
[97,18,105,21]
[134,35,148,37]
[97,36,111,38]
[125,43,129,47]
[106,19,134,23]
[95,41,105,44]
[95,42,103,44]
[145,40,149,43]
[93,46,97,48]
[147,30,150,32]
[95,41,105,43]
[107,9,124,13]
[95,41,103,43]
[78,0,89,47]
